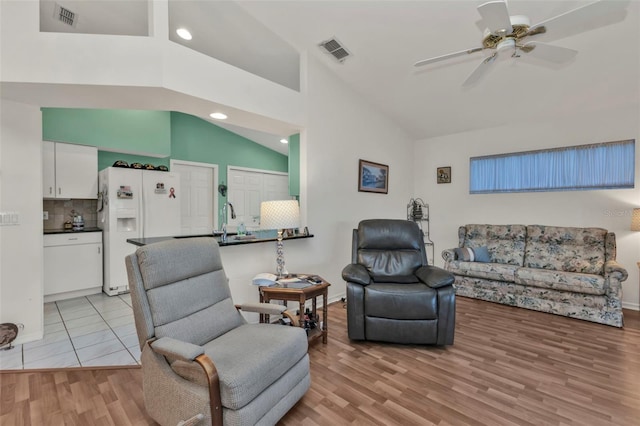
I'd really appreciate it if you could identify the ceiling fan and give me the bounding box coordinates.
[414,0,630,87]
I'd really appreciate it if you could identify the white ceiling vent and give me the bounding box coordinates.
[54,3,77,27]
[319,37,351,63]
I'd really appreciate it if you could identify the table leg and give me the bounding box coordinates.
[259,292,268,324]
[299,294,306,330]
[322,289,328,344]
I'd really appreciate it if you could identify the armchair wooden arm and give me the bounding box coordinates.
[194,354,223,426]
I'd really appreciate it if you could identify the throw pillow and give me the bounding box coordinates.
[455,246,491,263]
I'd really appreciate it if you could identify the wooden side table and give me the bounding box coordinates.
[258,276,330,344]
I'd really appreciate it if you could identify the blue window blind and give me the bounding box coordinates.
[470,139,635,194]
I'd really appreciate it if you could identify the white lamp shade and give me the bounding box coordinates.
[631,208,640,231]
[260,200,300,230]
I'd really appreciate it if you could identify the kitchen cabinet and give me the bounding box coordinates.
[44,232,103,302]
[43,141,98,199]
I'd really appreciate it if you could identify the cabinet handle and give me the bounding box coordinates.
[49,187,52,195]
[58,188,61,195]
[98,247,101,254]
[68,238,78,241]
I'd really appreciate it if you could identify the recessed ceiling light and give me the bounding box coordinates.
[176,28,192,40]
[209,112,228,120]
[280,139,288,144]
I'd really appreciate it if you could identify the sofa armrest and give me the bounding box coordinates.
[604,260,628,282]
[150,337,204,362]
[415,265,455,289]
[342,264,371,286]
[442,249,456,263]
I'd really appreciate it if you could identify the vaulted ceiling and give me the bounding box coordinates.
[37,1,640,149]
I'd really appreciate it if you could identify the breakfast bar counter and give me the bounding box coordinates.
[127,232,313,247]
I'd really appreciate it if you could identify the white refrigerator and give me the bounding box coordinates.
[98,167,181,295]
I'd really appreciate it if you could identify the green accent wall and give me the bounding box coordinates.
[170,112,289,226]
[288,134,300,197]
[42,109,171,157]
[41,108,299,226]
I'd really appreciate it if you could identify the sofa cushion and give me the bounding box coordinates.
[524,225,606,275]
[447,261,519,283]
[462,224,526,266]
[515,267,606,295]
[454,276,608,309]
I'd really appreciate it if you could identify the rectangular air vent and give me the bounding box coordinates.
[319,37,351,63]
[54,3,77,27]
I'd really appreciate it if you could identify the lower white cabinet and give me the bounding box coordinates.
[44,232,103,302]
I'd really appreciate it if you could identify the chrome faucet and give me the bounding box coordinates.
[221,202,236,242]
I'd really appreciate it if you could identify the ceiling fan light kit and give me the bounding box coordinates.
[414,0,630,86]
[482,15,530,49]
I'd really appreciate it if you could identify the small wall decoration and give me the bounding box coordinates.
[358,159,389,194]
[154,182,167,194]
[437,166,451,184]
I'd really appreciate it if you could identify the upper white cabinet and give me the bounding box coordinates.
[43,141,98,199]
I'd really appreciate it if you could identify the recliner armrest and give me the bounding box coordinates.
[236,302,287,315]
[415,265,455,289]
[342,264,371,286]
[150,336,204,362]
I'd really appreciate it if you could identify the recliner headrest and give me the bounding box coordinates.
[136,237,224,290]
[357,219,422,251]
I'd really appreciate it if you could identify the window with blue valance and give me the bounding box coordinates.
[470,139,635,194]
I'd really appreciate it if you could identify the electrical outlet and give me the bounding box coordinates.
[43,211,49,220]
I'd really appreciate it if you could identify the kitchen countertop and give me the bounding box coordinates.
[127,232,314,247]
[44,227,102,235]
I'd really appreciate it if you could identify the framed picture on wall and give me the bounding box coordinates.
[437,166,451,184]
[358,159,389,194]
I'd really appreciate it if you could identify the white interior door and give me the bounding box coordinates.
[264,174,290,201]
[227,167,291,230]
[228,169,262,229]
[171,161,218,235]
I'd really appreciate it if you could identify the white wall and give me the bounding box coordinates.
[414,106,640,310]
[288,54,416,301]
[0,99,44,344]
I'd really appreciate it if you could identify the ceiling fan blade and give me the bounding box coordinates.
[477,1,513,35]
[462,53,497,87]
[529,0,630,43]
[414,47,484,67]
[521,42,578,63]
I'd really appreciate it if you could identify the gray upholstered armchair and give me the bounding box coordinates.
[342,219,456,345]
[125,237,310,426]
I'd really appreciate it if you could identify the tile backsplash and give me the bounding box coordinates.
[43,199,98,230]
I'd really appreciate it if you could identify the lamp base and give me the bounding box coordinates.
[275,230,286,278]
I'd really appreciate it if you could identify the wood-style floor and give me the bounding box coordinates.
[2,297,639,425]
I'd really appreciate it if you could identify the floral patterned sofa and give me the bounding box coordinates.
[442,224,628,327]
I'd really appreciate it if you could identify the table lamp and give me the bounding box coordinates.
[631,208,640,232]
[260,200,300,278]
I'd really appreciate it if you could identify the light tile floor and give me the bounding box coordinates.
[0,293,140,370]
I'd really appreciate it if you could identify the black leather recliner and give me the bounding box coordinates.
[342,219,456,345]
